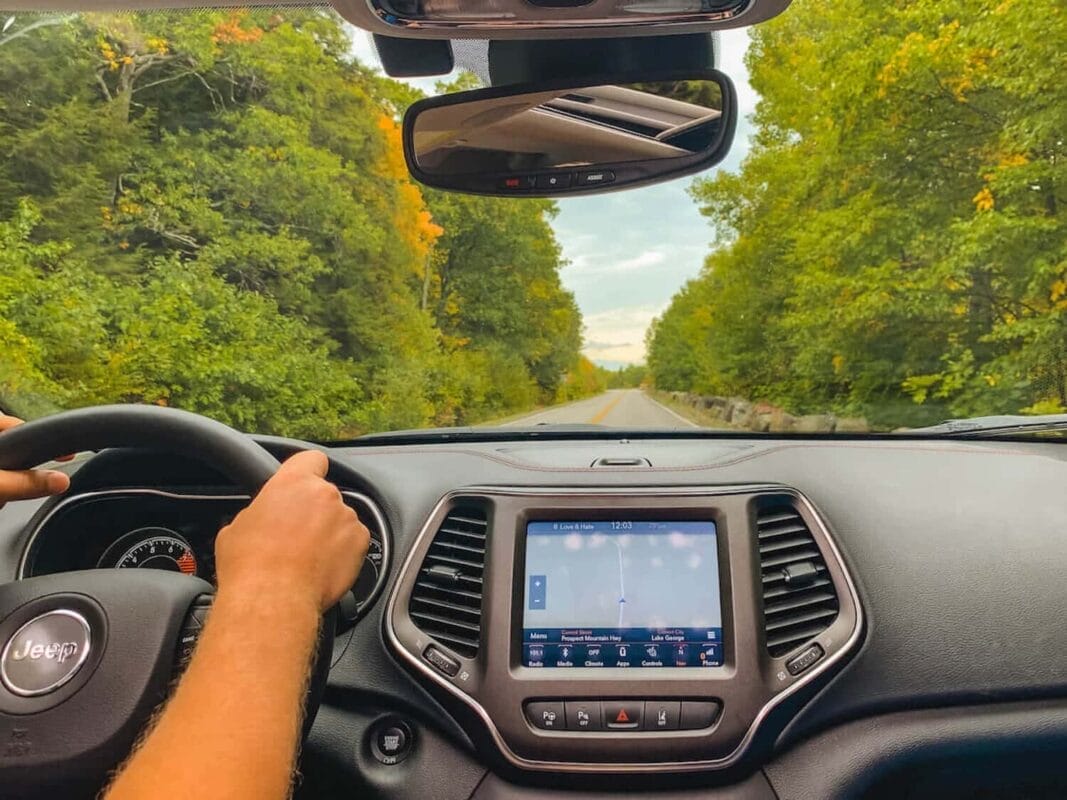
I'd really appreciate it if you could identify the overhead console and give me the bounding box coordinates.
[386,486,862,773]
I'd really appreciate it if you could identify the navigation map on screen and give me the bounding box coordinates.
[522,521,723,668]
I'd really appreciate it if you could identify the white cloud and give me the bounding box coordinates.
[616,250,667,271]
[564,249,667,280]
[582,304,667,365]
[585,339,633,350]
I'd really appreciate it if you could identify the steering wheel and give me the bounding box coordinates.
[0,405,335,798]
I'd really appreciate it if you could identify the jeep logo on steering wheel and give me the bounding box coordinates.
[1,610,92,697]
[10,638,80,663]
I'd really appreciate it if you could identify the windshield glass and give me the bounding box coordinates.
[0,4,1063,438]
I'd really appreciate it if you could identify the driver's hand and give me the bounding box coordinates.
[0,415,70,509]
[213,450,369,613]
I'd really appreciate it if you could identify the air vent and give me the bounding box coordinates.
[408,505,487,659]
[757,504,840,657]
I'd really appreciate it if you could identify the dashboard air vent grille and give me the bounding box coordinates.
[408,505,487,659]
[758,504,839,657]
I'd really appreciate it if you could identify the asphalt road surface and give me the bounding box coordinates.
[503,389,698,428]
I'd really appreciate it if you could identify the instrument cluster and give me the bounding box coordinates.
[22,489,390,624]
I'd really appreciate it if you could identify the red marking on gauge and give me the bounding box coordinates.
[176,551,197,575]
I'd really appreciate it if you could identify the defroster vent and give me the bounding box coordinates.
[758,503,839,657]
[408,505,487,659]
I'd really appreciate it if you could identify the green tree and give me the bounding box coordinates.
[425,190,583,400]
[648,0,1066,427]
[0,9,593,435]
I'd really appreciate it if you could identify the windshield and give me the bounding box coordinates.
[0,4,1063,439]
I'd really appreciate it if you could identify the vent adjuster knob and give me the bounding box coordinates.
[780,561,819,587]
[425,564,463,585]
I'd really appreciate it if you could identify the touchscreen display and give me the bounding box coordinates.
[521,521,723,668]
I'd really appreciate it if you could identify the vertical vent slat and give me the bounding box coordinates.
[408,505,487,659]
[757,503,840,658]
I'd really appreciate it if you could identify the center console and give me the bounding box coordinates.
[386,486,862,773]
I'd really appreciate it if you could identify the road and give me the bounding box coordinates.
[502,389,698,428]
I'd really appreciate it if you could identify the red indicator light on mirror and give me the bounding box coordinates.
[499,175,535,190]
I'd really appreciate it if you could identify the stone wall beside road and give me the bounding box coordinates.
[664,392,870,434]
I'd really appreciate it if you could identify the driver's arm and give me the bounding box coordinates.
[103,449,369,800]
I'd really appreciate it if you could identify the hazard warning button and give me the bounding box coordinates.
[603,700,642,730]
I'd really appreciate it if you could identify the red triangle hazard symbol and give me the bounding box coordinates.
[615,708,630,723]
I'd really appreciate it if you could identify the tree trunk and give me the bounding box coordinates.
[421,255,432,312]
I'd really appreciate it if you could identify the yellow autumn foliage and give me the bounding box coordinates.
[374,115,443,269]
[972,187,995,212]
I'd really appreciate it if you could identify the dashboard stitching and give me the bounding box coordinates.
[338,441,1050,475]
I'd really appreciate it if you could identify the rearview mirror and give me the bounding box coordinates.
[402,70,736,197]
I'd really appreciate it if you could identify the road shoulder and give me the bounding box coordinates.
[645,390,734,429]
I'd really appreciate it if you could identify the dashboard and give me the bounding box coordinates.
[4,434,1067,799]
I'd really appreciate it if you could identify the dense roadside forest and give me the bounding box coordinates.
[647,0,1066,428]
[0,9,600,438]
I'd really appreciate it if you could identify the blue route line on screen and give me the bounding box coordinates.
[613,538,626,627]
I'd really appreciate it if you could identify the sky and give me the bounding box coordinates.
[348,30,758,369]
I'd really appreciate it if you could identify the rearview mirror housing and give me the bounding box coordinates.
[402,69,737,197]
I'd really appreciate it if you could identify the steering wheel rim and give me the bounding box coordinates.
[0,404,333,799]
[0,404,280,491]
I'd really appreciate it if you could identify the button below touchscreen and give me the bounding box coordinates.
[522,521,723,668]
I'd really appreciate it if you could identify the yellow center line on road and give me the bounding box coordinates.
[588,392,624,424]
